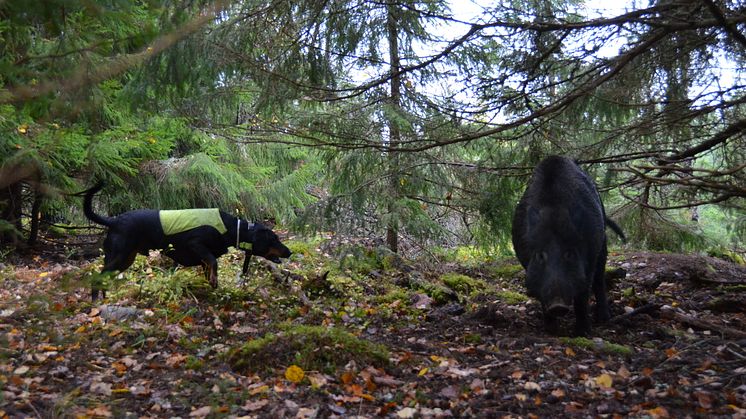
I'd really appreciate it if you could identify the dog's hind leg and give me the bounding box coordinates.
[188,242,219,288]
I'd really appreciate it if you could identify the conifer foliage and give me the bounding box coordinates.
[1,0,744,252]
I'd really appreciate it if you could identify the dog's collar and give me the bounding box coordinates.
[236,219,254,250]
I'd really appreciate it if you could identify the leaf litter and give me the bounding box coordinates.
[0,241,745,417]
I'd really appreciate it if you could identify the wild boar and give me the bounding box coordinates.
[511,155,620,336]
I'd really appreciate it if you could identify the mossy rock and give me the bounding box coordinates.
[441,273,486,295]
[494,290,529,305]
[560,337,633,356]
[707,248,746,265]
[227,324,390,375]
[418,281,457,304]
[488,263,524,278]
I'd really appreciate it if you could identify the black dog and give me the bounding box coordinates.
[82,182,291,300]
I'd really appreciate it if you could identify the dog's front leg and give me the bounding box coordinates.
[191,242,219,288]
[242,253,252,276]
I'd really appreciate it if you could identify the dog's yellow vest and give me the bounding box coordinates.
[159,209,227,235]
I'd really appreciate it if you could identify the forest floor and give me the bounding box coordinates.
[1,234,746,418]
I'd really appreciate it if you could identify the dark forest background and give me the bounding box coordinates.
[1,0,744,257]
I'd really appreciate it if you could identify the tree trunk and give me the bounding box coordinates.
[386,3,401,253]
[0,182,23,247]
[28,191,42,246]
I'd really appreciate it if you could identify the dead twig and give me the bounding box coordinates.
[255,258,312,306]
[660,307,746,340]
[610,303,661,323]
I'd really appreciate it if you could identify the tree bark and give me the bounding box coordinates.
[386,3,401,253]
[0,182,23,247]
[28,191,42,245]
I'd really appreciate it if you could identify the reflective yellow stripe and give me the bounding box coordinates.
[159,209,227,235]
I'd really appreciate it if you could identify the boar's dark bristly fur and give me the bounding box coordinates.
[512,155,615,336]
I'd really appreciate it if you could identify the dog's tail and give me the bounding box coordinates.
[605,217,626,243]
[81,182,114,227]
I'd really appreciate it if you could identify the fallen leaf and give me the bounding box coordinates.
[396,407,417,418]
[248,384,269,395]
[439,385,460,399]
[665,347,679,359]
[595,373,613,388]
[341,371,355,384]
[646,406,670,418]
[13,366,29,375]
[284,365,305,383]
[307,372,328,388]
[112,362,127,375]
[694,390,715,409]
[296,407,318,418]
[551,388,566,399]
[565,347,576,356]
[87,405,112,418]
[524,381,541,392]
[189,406,212,418]
[165,353,187,368]
[417,367,429,377]
[242,399,268,412]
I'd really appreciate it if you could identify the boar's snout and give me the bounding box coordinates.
[546,301,571,317]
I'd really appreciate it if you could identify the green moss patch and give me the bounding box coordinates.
[494,290,529,305]
[441,273,486,295]
[560,337,633,356]
[488,263,524,278]
[227,324,390,374]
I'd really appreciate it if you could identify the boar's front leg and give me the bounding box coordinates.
[573,291,592,337]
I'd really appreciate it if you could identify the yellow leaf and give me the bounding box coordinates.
[361,393,375,402]
[75,325,87,334]
[38,272,48,278]
[418,367,429,376]
[565,347,576,356]
[429,355,443,362]
[595,373,613,388]
[248,384,269,395]
[17,124,28,134]
[284,365,305,383]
